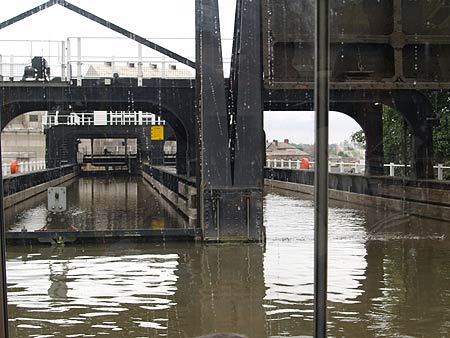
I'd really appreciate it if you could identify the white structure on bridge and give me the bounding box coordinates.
[43,110,166,128]
[0,37,200,85]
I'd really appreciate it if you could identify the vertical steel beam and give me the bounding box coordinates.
[61,40,66,81]
[76,37,82,87]
[0,95,9,338]
[195,0,232,240]
[233,0,263,188]
[195,0,231,187]
[137,44,143,87]
[314,0,329,337]
[66,38,71,81]
[230,0,264,241]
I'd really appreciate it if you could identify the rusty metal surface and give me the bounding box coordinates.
[263,0,450,89]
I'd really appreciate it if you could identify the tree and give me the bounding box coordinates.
[350,92,450,175]
[382,105,412,165]
[350,130,366,148]
[431,91,450,166]
[350,106,411,164]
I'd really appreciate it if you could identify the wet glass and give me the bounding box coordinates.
[2,1,450,338]
[264,0,450,337]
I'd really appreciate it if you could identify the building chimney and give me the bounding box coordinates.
[273,139,278,146]
[284,139,289,144]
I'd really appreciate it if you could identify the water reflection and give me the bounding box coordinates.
[5,185,450,337]
[264,190,368,336]
[7,243,266,338]
[264,187,450,338]
[5,176,186,232]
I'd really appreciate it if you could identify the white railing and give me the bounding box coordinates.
[42,111,166,128]
[266,159,364,174]
[0,37,230,83]
[384,163,411,177]
[2,161,46,176]
[266,159,450,180]
[384,162,450,180]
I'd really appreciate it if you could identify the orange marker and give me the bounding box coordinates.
[10,160,19,174]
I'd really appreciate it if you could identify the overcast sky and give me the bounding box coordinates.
[0,0,361,143]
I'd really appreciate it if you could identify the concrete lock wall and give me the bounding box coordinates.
[3,165,79,209]
[265,168,450,222]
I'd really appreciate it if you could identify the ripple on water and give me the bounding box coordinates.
[6,186,450,338]
[263,192,368,334]
[7,252,179,337]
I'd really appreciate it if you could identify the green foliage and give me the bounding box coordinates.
[350,130,366,147]
[431,91,450,167]
[382,106,412,165]
[351,92,450,176]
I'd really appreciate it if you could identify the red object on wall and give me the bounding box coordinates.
[10,160,19,174]
[300,158,310,170]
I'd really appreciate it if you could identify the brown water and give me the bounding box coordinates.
[5,176,187,232]
[5,180,450,337]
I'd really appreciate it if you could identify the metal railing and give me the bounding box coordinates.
[0,37,232,84]
[266,159,365,174]
[2,161,46,176]
[383,162,450,180]
[43,111,166,128]
[266,159,450,180]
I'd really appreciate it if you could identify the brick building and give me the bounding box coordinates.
[266,139,310,162]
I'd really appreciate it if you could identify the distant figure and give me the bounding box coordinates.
[10,159,19,174]
[196,334,248,338]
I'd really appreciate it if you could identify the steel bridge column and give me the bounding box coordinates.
[160,114,190,176]
[364,105,385,176]
[150,140,164,166]
[67,136,79,165]
[196,0,233,241]
[196,0,264,241]
[230,0,264,240]
[332,102,384,176]
[138,126,151,164]
[187,128,197,178]
[0,95,9,338]
[45,127,59,168]
[410,121,434,180]
[46,126,76,167]
[175,131,188,175]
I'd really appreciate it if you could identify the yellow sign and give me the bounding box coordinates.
[151,126,164,140]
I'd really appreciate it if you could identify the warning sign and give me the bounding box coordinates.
[151,126,165,140]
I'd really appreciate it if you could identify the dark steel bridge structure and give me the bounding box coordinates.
[0,0,449,241]
[1,1,450,336]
